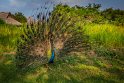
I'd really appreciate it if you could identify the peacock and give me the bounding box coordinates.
[15,4,89,68]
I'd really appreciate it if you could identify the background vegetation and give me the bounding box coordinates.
[0,24,23,53]
[0,19,5,25]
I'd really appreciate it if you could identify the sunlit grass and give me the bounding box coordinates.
[83,24,124,48]
[0,25,23,53]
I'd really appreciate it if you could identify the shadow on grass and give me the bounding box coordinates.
[0,54,27,83]
[0,54,123,83]
[83,76,116,83]
[34,55,116,83]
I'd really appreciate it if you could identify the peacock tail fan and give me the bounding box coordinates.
[16,3,90,69]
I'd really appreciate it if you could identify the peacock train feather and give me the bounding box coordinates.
[16,4,89,68]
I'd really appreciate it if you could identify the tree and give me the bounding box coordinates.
[93,3,101,10]
[14,12,27,23]
[102,8,124,25]
[86,3,101,10]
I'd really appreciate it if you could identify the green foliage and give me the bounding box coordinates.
[56,3,124,25]
[102,8,124,25]
[13,12,27,23]
[54,4,105,25]
[0,18,5,25]
[0,24,23,53]
[86,3,101,10]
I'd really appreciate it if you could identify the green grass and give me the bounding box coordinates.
[0,54,124,83]
[83,23,124,48]
[0,25,22,53]
[83,23,124,60]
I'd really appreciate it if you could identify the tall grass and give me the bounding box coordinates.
[0,25,22,53]
[83,23,124,48]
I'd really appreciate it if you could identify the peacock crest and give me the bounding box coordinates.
[16,4,89,68]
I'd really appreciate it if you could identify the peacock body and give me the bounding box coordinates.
[16,4,89,68]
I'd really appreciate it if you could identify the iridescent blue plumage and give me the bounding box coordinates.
[49,50,55,63]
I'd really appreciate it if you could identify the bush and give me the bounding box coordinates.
[0,19,5,25]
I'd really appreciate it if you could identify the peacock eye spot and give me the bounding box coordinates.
[41,50,43,52]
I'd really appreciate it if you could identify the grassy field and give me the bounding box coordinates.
[0,24,124,83]
[0,53,124,83]
[84,24,124,48]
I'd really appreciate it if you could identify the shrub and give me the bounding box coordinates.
[0,19,5,25]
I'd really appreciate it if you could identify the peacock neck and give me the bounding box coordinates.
[48,49,55,63]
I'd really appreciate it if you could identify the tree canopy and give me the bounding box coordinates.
[13,12,27,23]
